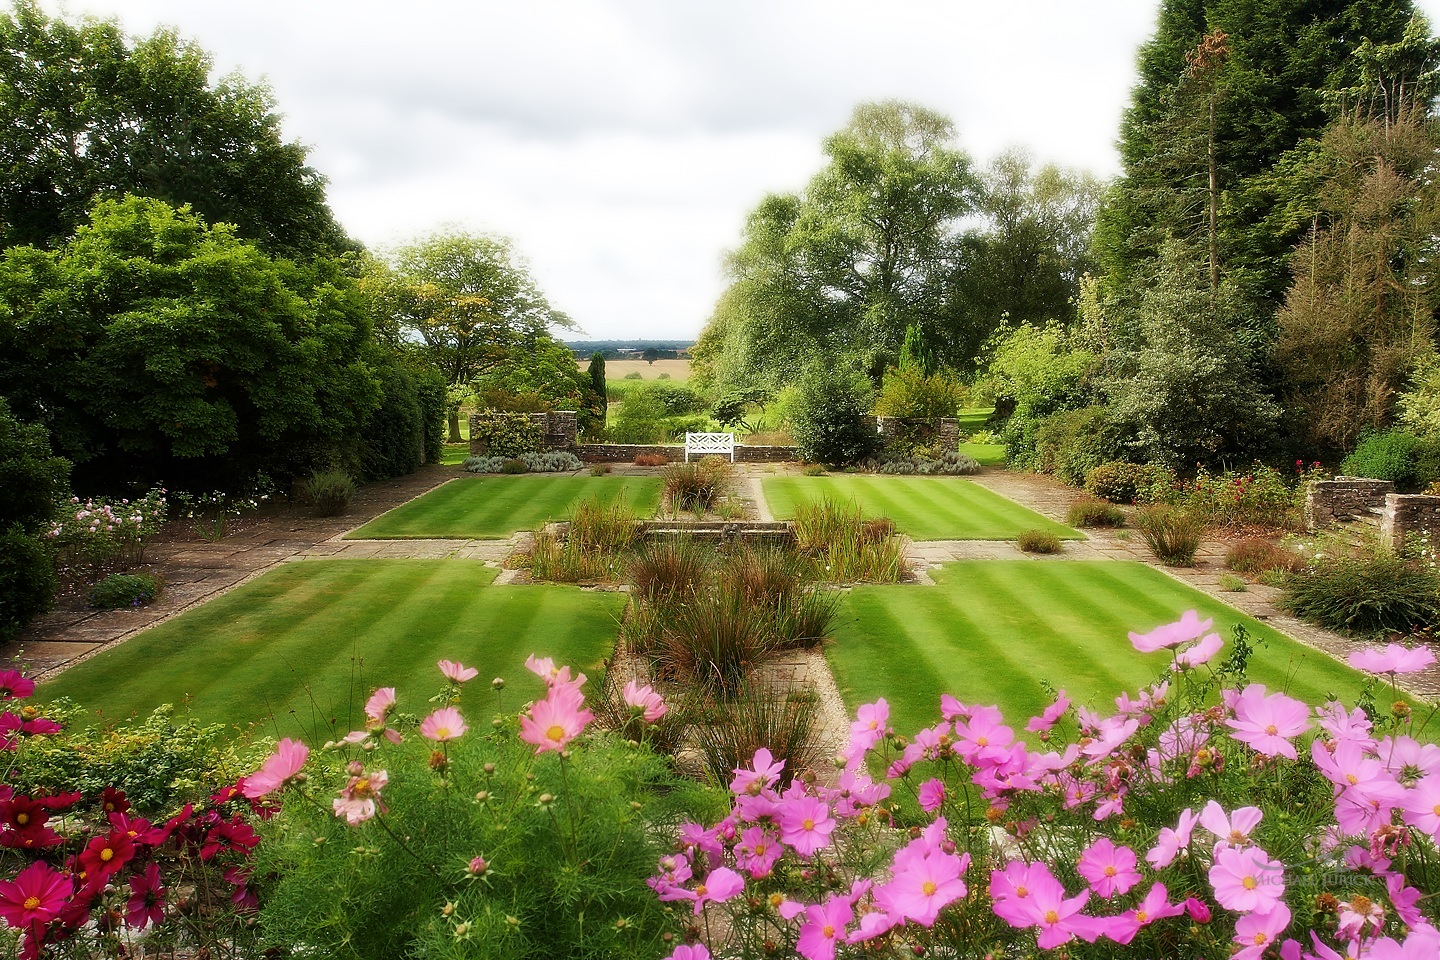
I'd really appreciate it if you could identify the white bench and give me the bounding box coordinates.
[685,432,735,462]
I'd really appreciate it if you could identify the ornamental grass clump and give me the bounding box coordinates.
[690,686,822,789]
[300,467,356,516]
[630,536,711,602]
[1016,529,1062,554]
[1281,552,1440,635]
[646,613,1440,960]
[652,586,779,695]
[246,658,716,960]
[1225,536,1304,576]
[1066,494,1126,528]
[1136,504,1204,566]
[792,498,907,583]
[662,458,733,514]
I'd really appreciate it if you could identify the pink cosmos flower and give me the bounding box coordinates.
[365,687,396,724]
[1129,610,1213,653]
[876,845,969,926]
[735,826,781,879]
[1199,800,1264,851]
[1025,690,1071,733]
[731,747,785,795]
[242,738,309,798]
[1336,895,1383,940]
[1174,631,1224,668]
[524,654,585,688]
[796,895,854,960]
[420,707,468,742]
[779,795,834,857]
[438,659,478,683]
[1234,903,1292,960]
[332,769,388,825]
[0,860,70,928]
[126,861,166,929]
[622,680,668,722]
[518,682,594,753]
[846,699,890,763]
[685,866,744,914]
[917,778,946,813]
[665,946,710,960]
[1209,845,1285,913]
[1348,643,1436,675]
[1146,807,1198,869]
[1077,838,1140,898]
[1226,684,1310,759]
[1099,882,1185,945]
[1403,773,1440,840]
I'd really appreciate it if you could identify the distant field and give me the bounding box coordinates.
[582,358,692,381]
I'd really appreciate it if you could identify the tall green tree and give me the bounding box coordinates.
[0,1,352,259]
[695,101,977,391]
[0,196,379,493]
[1096,0,1419,311]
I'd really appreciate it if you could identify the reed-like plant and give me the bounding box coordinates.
[630,536,712,602]
[1135,504,1204,566]
[690,685,822,789]
[653,587,777,694]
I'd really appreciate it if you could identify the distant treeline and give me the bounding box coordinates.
[565,341,695,360]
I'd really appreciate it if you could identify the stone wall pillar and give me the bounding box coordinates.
[1381,493,1440,553]
[1305,477,1394,529]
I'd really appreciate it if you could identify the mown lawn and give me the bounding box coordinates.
[762,476,1078,541]
[828,560,1387,739]
[39,560,625,738]
[348,475,663,539]
[955,407,1004,466]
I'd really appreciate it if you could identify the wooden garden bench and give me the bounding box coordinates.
[685,432,735,462]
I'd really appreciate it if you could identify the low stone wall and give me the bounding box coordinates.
[1305,477,1394,527]
[873,416,961,449]
[575,443,799,463]
[1383,494,1440,553]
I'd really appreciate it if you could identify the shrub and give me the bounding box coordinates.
[1225,537,1304,575]
[1218,573,1248,592]
[500,457,529,474]
[610,385,668,444]
[789,366,880,467]
[470,411,543,458]
[527,528,621,583]
[568,497,639,554]
[879,450,980,475]
[590,463,612,476]
[521,451,583,472]
[300,467,356,516]
[1135,505,1203,566]
[634,452,669,467]
[623,370,643,379]
[874,365,965,420]
[1066,495,1125,528]
[1016,529,1062,553]
[1181,463,1304,528]
[46,487,168,571]
[1281,553,1440,635]
[86,571,162,609]
[1085,461,1163,504]
[772,589,841,648]
[801,463,826,476]
[1033,405,1122,486]
[0,527,55,642]
[358,360,426,481]
[1340,430,1440,491]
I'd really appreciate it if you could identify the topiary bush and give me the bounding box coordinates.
[789,366,880,467]
[1339,431,1440,491]
[470,412,544,459]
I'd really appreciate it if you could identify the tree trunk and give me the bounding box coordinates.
[448,406,462,443]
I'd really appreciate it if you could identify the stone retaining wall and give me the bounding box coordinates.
[872,416,961,449]
[1383,494,1440,553]
[1305,477,1394,527]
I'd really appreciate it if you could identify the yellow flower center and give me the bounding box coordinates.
[977,736,989,746]
[22,896,39,911]
[1254,933,1269,945]
[1016,885,1029,898]
[546,725,565,742]
[1351,895,1372,913]
[1265,724,1278,735]
[922,881,937,896]
[434,727,451,740]
[100,848,114,862]
[1104,866,1117,877]
[355,778,371,796]
[823,925,835,938]
[802,818,815,831]
[1242,876,1257,890]
[695,885,707,898]
[1045,910,1059,924]
[1346,773,1359,785]
[754,845,766,856]
[1135,910,1148,923]
[15,813,28,826]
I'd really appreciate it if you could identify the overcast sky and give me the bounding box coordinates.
[38,1,1440,340]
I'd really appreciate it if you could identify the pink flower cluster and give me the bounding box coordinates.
[651,616,1440,960]
[518,655,598,753]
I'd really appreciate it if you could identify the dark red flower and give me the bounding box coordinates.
[100,788,129,816]
[125,862,165,929]
[78,830,135,880]
[0,796,63,849]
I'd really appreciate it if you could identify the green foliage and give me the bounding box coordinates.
[8,703,253,811]
[1135,505,1203,566]
[1085,461,1165,504]
[1398,352,1440,439]
[1282,553,1440,635]
[412,363,448,464]
[301,468,357,517]
[465,452,583,474]
[358,360,425,481]
[691,688,822,789]
[789,365,880,467]
[877,450,980,476]
[1065,495,1125,528]
[711,386,772,433]
[254,726,716,960]
[1016,529,1062,553]
[86,571,162,609]
[471,412,543,459]
[874,365,965,420]
[1340,431,1440,491]
[47,487,167,571]
[608,383,667,444]
[1177,463,1306,529]
[1032,405,1122,486]
[0,525,54,642]
[1218,573,1249,592]
[0,196,381,494]
[0,1,352,258]
[500,458,529,474]
[0,396,67,532]
[982,323,1094,468]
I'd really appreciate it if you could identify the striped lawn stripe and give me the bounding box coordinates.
[348,475,663,539]
[38,559,625,739]
[828,560,1384,739]
[761,476,1078,541]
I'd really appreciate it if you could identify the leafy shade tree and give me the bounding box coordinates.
[952,150,1105,350]
[696,101,977,390]
[470,333,601,433]
[0,196,381,494]
[365,231,572,439]
[982,323,1095,468]
[0,1,352,259]
[1274,102,1440,456]
[0,396,66,641]
[789,364,881,467]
